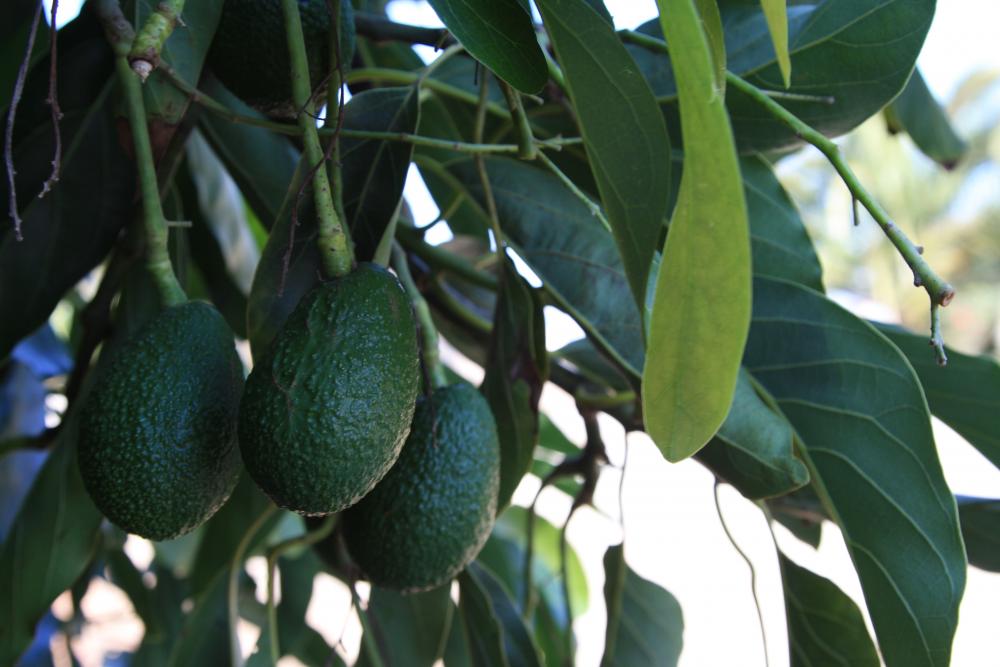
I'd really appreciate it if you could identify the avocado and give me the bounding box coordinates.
[343,382,500,592]
[207,0,355,118]
[79,302,243,541]
[238,263,420,515]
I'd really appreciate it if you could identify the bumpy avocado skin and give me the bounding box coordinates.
[207,0,348,117]
[238,263,420,516]
[79,302,243,541]
[343,382,501,592]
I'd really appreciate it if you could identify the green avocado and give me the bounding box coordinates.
[207,0,355,118]
[239,263,420,515]
[79,302,243,541]
[343,382,500,592]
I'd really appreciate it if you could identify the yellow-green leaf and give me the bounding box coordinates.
[761,0,791,87]
[643,0,752,462]
[694,0,726,92]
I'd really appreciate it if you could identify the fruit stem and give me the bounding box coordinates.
[96,0,186,308]
[499,81,537,160]
[281,0,354,279]
[128,0,185,81]
[392,243,448,390]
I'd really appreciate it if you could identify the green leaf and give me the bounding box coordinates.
[457,568,509,666]
[697,368,809,499]
[537,0,672,310]
[424,0,547,93]
[885,69,967,169]
[695,0,726,91]
[356,584,453,667]
[601,544,683,667]
[875,323,1000,473]
[468,562,543,667]
[780,553,879,667]
[745,277,965,667]
[760,0,791,88]
[481,256,548,510]
[643,0,752,462]
[956,497,1000,573]
[0,422,102,666]
[167,571,232,667]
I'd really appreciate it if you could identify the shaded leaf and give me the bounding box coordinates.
[356,583,452,667]
[885,69,967,169]
[468,562,542,667]
[780,553,879,667]
[424,0,547,93]
[457,568,509,666]
[956,497,1000,573]
[481,256,548,510]
[745,277,965,667]
[602,544,683,667]
[537,0,672,309]
[643,0,751,462]
[167,571,231,667]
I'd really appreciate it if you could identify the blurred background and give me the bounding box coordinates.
[4,0,999,665]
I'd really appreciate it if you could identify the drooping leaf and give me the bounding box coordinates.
[0,420,102,666]
[745,277,965,667]
[456,568,509,666]
[537,0,672,310]
[356,584,453,667]
[643,0,752,462]
[780,553,879,667]
[697,368,809,499]
[956,497,1000,573]
[468,562,543,667]
[760,0,791,87]
[481,256,548,510]
[424,0,547,93]
[601,544,683,667]
[629,0,936,152]
[885,69,967,169]
[874,323,1000,473]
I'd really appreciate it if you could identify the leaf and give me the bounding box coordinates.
[601,544,683,667]
[695,0,726,91]
[630,0,936,151]
[167,571,232,667]
[481,256,548,510]
[745,277,965,667]
[643,0,752,462]
[780,553,879,667]
[456,568,509,666]
[885,69,967,169]
[537,0,672,309]
[875,323,1000,473]
[0,420,102,666]
[697,368,809,500]
[356,584,453,667]
[760,0,791,88]
[956,497,1000,573]
[424,0,547,93]
[467,562,543,667]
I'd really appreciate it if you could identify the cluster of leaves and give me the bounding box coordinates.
[1,0,999,666]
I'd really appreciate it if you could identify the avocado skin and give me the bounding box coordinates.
[79,302,243,541]
[239,263,420,516]
[343,382,500,592]
[208,0,340,118]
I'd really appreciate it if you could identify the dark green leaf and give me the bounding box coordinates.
[956,497,1000,573]
[457,568,509,666]
[167,571,232,667]
[537,0,672,309]
[481,257,548,510]
[697,368,809,499]
[886,69,967,169]
[0,421,102,666]
[644,0,751,462]
[875,323,1000,472]
[468,561,542,667]
[356,584,452,667]
[424,0,547,93]
[602,544,683,667]
[780,553,879,667]
[745,277,965,667]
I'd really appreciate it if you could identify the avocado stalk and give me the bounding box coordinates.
[97,0,185,307]
[128,0,186,81]
[281,0,354,279]
[393,243,447,389]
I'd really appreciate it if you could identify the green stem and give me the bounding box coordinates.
[499,81,538,160]
[227,506,278,667]
[537,151,611,233]
[429,278,493,333]
[393,243,447,389]
[346,68,510,118]
[473,74,505,250]
[128,0,185,80]
[396,226,498,289]
[97,0,185,308]
[282,0,352,279]
[352,583,387,667]
[573,388,636,410]
[265,515,337,665]
[354,11,450,46]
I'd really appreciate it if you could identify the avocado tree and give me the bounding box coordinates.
[1,0,997,665]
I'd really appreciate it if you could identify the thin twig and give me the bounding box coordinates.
[227,506,279,667]
[392,243,447,388]
[39,0,62,198]
[472,72,505,250]
[536,151,611,233]
[5,3,43,240]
